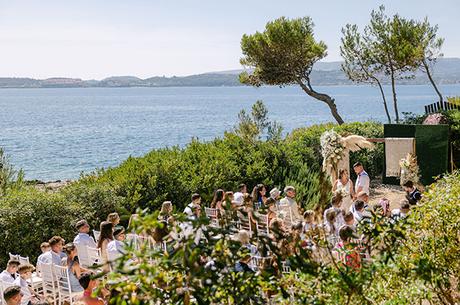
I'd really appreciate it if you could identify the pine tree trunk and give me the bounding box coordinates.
[298,81,345,125]
[374,78,392,123]
[423,60,443,103]
[390,68,399,123]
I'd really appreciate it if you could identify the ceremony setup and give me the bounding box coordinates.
[1,1,460,305]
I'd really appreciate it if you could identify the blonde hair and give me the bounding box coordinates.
[107,212,120,224]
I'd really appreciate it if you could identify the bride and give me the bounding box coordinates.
[333,169,354,211]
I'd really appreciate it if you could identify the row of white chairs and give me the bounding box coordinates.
[39,262,82,305]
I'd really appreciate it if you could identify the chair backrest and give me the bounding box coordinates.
[256,213,269,235]
[86,246,101,266]
[237,216,253,236]
[75,243,90,268]
[278,204,293,228]
[8,253,19,261]
[52,265,72,293]
[93,230,101,242]
[39,263,58,304]
[39,262,55,283]
[125,233,138,248]
[205,208,220,227]
[250,256,271,271]
[281,261,291,273]
[18,255,30,266]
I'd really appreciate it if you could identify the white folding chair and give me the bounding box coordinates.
[125,233,138,249]
[8,253,19,261]
[249,256,271,271]
[40,263,59,305]
[255,213,270,236]
[18,255,30,265]
[52,265,81,305]
[86,247,101,267]
[237,216,253,237]
[278,204,293,228]
[93,230,101,242]
[205,208,220,227]
[75,243,91,268]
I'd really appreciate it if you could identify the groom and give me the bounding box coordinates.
[353,162,370,200]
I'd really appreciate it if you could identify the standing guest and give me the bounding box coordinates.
[73,220,97,248]
[3,286,23,305]
[402,181,422,205]
[184,193,201,217]
[391,200,411,221]
[335,225,361,269]
[62,243,85,293]
[107,213,120,228]
[211,189,225,213]
[13,264,38,305]
[107,227,126,262]
[97,221,113,272]
[353,162,370,199]
[41,236,66,265]
[0,260,20,283]
[233,184,247,206]
[251,184,267,210]
[279,186,303,223]
[78,273,107,305]
[265,198,277,225]
[333,169,354,211]
[36,243,51,266]
[323,193,345,230]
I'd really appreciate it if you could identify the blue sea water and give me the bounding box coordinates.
[0,84,459,181]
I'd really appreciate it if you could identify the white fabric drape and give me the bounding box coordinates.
[385,138,415,177]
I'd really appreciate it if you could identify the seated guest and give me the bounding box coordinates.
[343,211,357,231]
[159,201,174,222]
[184,193,201,217]
[323,193,345,229]
[237,230,259,256]
[352,200,370,223]
[349,191,369,213]
[233,184,247,207]
[107,213,120,229]
[0,260,20,283]
[3,286,23,305]
[62,243,85,293]
[13,264,39,305]
[303,210,316,232]
[335,225,361,269]
[73,220,97,248]
[36,242,51,266]
[210,189,225,214]
[324,209,338,244]
[107,227,127,262]
[41,236,66,265]
[269,188,281,206]
[402,181,422,205]
[97,221,113,272]
[78,273,107,305]
[251,184,267,210]
[265,198,277,225]
[391,200,411,221]
[234,248,254,273]
[279,186,303,223]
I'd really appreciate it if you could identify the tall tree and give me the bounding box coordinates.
[239,17,345,125]
[365,6,423,123]
[341,24,392,123]
[414,18,444,103]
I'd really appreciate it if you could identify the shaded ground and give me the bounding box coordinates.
[369,180,407,210]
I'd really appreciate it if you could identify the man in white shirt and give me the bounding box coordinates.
[279,186,303,224]
[184,193,202,218]
[40,236,66,265]
[353,162,370,198]
[0,260,19,283]
[107,227,126,262]
[233,184,247,206]
[73,219,97,248]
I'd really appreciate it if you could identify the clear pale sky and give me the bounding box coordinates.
[0,0,459,79]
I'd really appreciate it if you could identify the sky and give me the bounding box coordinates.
[0,0,459,79]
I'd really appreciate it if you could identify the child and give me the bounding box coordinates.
[323,193,345,229]
[343,211,356,231]
[391,200,410,221]
[303,210,316,233]
[13,264,39,305]
[335,225,361,269]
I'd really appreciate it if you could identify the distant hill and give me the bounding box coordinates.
[1,58,459,88]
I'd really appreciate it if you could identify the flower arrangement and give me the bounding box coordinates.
[399,153,420,186]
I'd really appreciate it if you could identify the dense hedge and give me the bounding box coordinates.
[0,183,123,267]
[82,121,384,212]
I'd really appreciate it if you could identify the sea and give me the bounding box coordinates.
[1,84,459,181]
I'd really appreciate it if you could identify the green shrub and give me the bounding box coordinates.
[0,188,80,267]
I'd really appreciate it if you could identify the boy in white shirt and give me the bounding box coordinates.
[0,260,20,283]
[13,264,39,305]
[73,220,97,248]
